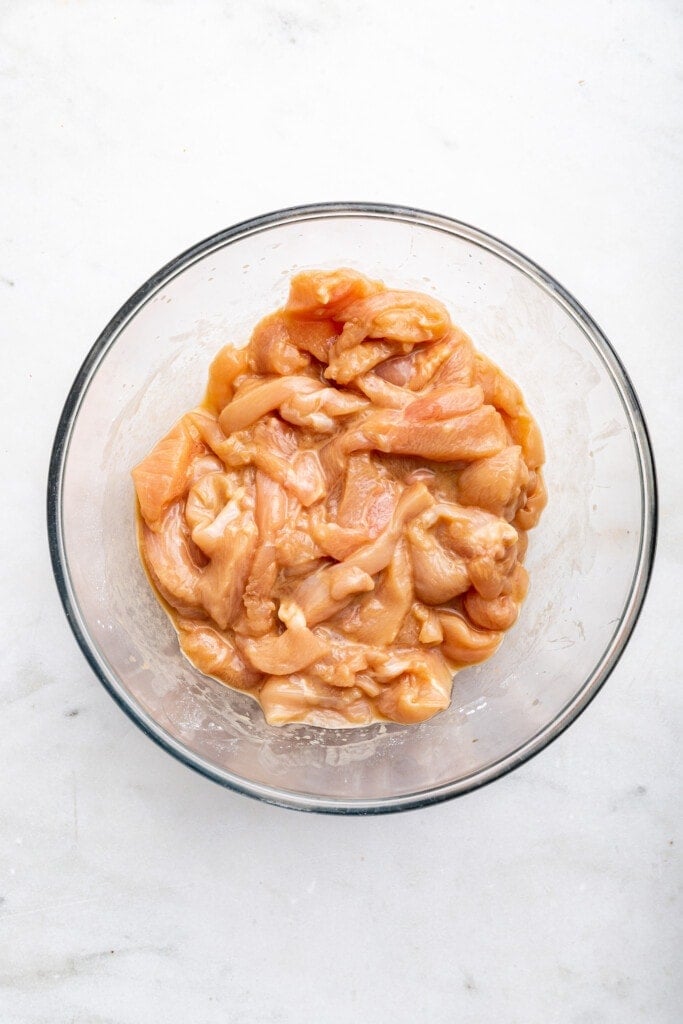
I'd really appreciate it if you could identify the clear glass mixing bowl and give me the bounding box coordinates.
[47,203,657,813]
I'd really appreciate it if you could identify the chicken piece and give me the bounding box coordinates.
[252,466,287,537]
[377,333,456,388]
[186,407,229,461]
[475,354,545,468]
[259,674,374,727]
[308,514,372,562]
[139,502,203,613]
[286,451,327,507]
[185,471,235,537]
[240,471,288,636]
[282,315,341,362]
[337,454,400,532]
[290,564,375,628]
[373,649,453,724]
[354,372,414,409]
[428,328,476,388]
[356,330,476,413]
[315,432,351,497]
[325,340,404,385]
[133,417,203,528]
[221,417,326,507]
[333,290,451,346]
[394,605,423,647]
[305,638,376,688]
[279,386,369,433]
[475,354,525,418]
[274,497,326,574]
[431,503,518,562]
[375,327,474,391]
[186,453,225,488]
[380,670,452,724]
[413,605,444,645]
[501,559,529,599]
[240,627,329,676]
[468,554,517,601]
[247,313,311,376]
[286,268,383,320]
[457,445,530,521]
[310,454,400,560]
[292,483,433,626]
[514,471,547,531]
[357,405,507,462]
[378,458,462,506]
[175,618,260,690]
[335,540,413,646]
[516,529,529,562]
[421,502,519,601]
[324,289,450,384]
[464,563,529,631]
[218,375,321,434]
[375,353,417,388]
[220,416,293,469]
[463,592,516,631]
[186,473,248,550]
[404,384,484,422]
[239,600,330,675]
[196,533,258,629]
[406,517,470,605]
[204,344,251,414]
[185,473,258,630]
[509,413,545,471]
[342,483,432,577]
[438,612,503,665]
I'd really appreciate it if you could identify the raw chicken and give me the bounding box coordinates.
[286,268,382,320]
[357,405,508,461]
[457,445,530,521]
[133,268,546,728]
[132,417,203,528]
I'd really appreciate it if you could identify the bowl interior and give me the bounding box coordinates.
[53,209,653,810]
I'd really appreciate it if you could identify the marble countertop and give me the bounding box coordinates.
[1,2,681,1022]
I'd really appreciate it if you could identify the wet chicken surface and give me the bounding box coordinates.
[133,269,547,727]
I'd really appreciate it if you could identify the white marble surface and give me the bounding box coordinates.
[1,2,681,1021]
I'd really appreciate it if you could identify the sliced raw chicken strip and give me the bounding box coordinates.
[357,405,508,461]
[286,268,382,320]
[133,417,203,528]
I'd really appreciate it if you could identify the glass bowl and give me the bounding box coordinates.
[47,203,657,814]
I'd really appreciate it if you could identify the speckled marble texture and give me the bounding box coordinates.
[1,2,681,1022]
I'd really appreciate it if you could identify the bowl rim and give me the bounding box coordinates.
[47,201,658,815]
